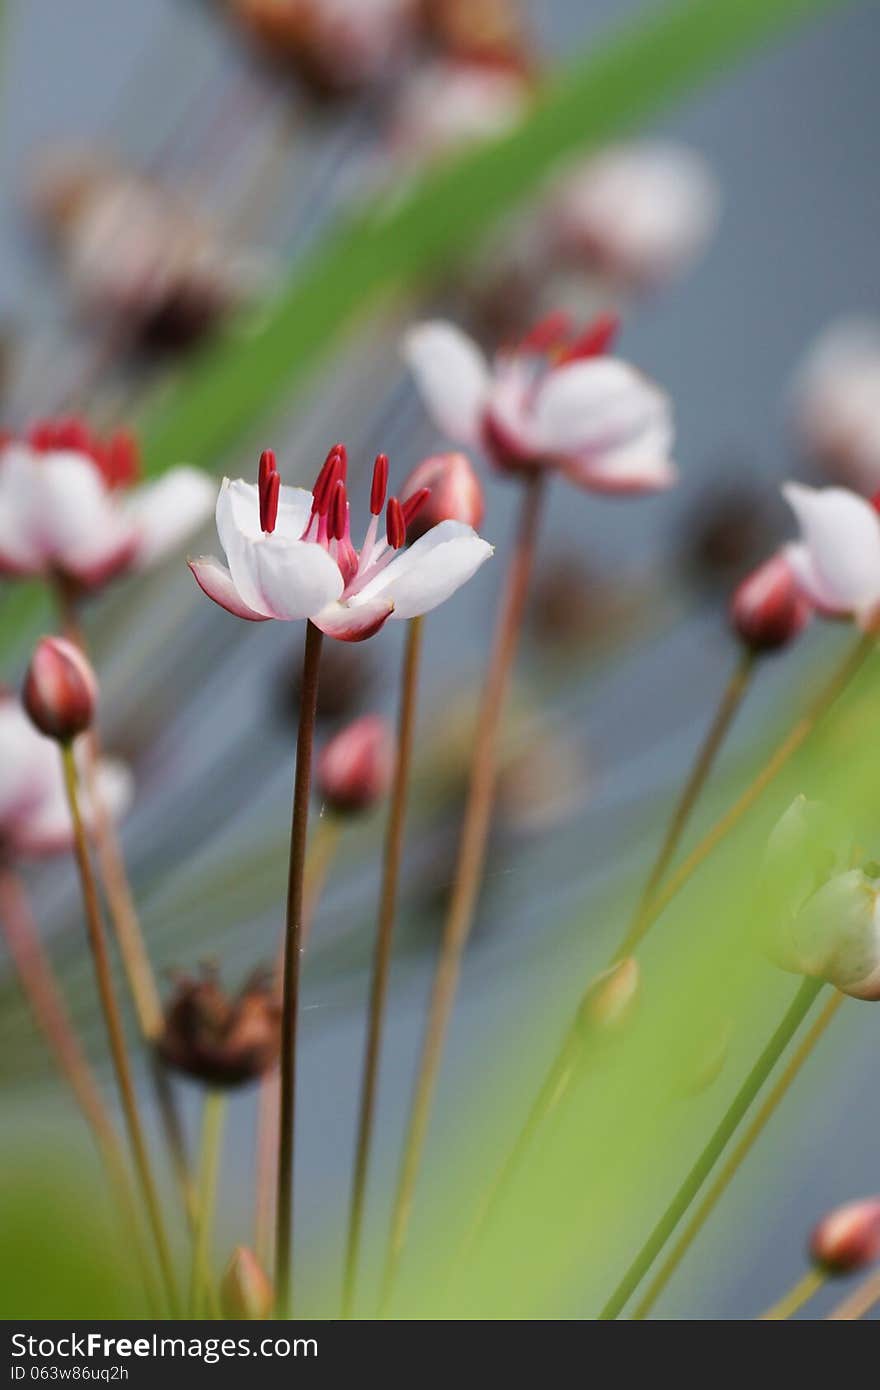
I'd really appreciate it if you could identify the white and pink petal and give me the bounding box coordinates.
[783,483,880,615]
[404,321,490,445]
[188,556,272,621]
[357,519,493,620]
[126,466,215,568]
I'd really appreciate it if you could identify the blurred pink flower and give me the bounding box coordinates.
[0,694,131,860]
[388,58,530,167]
[316,714,393,814]
[783,482,880,626]
[730,552,812,653]
[190,445,492,640]
[0,420,214,592]
[542,141,720,292]
[404,314,676,492]
[791,318,880,493]
[811,1197,880,1274]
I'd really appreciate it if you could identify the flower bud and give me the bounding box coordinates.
[400,452,485,540]
[158,967,281,1087]
[577,958,639,1033]
[23,636,97,742]
[775,867,880,1000]
[220,1246,274,1319]
[730,553,812,653]
[315,715,393,815]
[810,1197,880,1274]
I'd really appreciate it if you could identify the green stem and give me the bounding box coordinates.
[760,1267,825,1320]
[190,1092,226,1319]
[599,977,823,1319]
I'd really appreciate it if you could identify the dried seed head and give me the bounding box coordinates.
[23,636,97,742]
[158,967,281,1088]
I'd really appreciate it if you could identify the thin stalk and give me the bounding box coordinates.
[828,1268,880,1320]
[61,742,181,1317]
[760,1267,825,1320]
[275,620,324,1317]
[0,864,161,1313]
[55,586,197,1230]
[380,477,545,1315]
[598,977,823,1320]
[343,615,425,1319]
[467,632,874,1253]
[189,1092,226,1318]
[620,648,756,955]
[633,990,844,1319]
[253,814,341,1270]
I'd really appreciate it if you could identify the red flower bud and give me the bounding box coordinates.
[400,452,485,540]
[316,715,393,815]
[577,957,640,1032]
[220,1246,274,1320]
[730,553,812,653]
[810,1197,880,1275]
[23,636,97,742]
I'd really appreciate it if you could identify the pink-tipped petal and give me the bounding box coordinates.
[312,595,395,643]
[188,556,271,621]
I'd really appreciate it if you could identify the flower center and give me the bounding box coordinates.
[22,417,140,489]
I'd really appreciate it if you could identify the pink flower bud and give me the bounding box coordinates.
[810,1197,880,1275]
[316,715,393,815]
[220,1246,274,1319]
[730,553,812,653]
[23,636,97,742]
[400,453,485,540]
[578,957,640,1032]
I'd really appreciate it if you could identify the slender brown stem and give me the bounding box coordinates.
[343,615,425,1319]
[828,1267,880,1319]
[761,1267,825,1320]
[275,620,323,1317]
[0,864,161,1312]
[620,648,756,956]
[253,815,340,1270]
[54,586,198,1231]
[633,990,844,1319]
[598,978,823,1319]
[189,1092,226,1319]
[61,743,180,1317]
[465,632,874,1257]
[380,477,545,1315]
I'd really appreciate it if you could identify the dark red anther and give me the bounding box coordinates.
[328,480,348,541]
[520,310,573,355]
[258,449,277,491]
[104,430,140,488]
[27,420,55,451]
[558,312,620,364]
[385,496,405,550]
[54,416,93,454]
[332,443,348,481]
[312,445,344,515]
[370,453,389,515]
[871,490,880,517]
[259,471,280,534]
[402,487,430,529]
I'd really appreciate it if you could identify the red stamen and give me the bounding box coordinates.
[871,490,880,517]
[311,445,344,515]
[328,480,348,541]
[385,496,405,550]
[370,453,389,515]
[558,312,620,364]
[259,449,276,491]
[104,430,140,488]
[520,310,574,355]
[27,420,55,451]
[333,443,348,481]
[260,471,280,534]
[54,416,93,454]
[402,487,430,529]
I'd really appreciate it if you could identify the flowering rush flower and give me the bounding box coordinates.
[783,482,880,627]
[791,318,880,493]
[0,692,131,860]
[404,313,675,493]
[542,141,720,292]
[0,419,214,592]
[229,0,414,95]
[189,444,493,640]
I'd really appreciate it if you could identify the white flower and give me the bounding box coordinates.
[790,318,880,493]
[543,141,720,291]
[404,316,675,493]
[776,868,880,1001]
[189,446,493,641]
[0,423,214,591]
[783,481,880,626]
[389,59,529,167]
[0,695,132,859]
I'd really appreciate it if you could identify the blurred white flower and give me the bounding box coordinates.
[542,141,720,292]
[783,481,880,626]
[190,445,492,640]
[388,59,529,167]
[776,867,880,1001]
[404,314,676,493]
[0,695,132,859]
[0,421,214,592]
[791,318,880,492]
